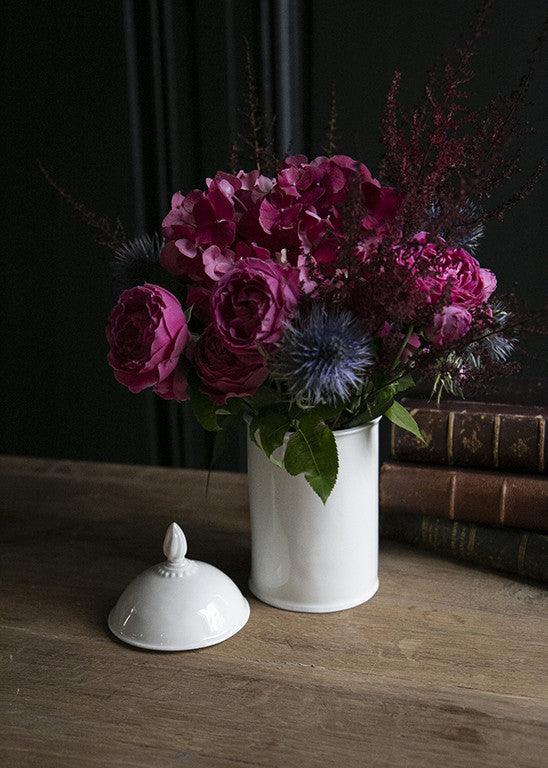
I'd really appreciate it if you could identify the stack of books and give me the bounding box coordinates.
[379,398,548,582]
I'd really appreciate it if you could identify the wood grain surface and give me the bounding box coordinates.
[1,456,546,768]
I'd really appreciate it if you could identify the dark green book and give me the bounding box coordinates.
[379,508,548,583]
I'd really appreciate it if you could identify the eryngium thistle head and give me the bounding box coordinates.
[427,200,485,253]
[112,233,162,291]
[273,305,375,406]
[482,300,517,363]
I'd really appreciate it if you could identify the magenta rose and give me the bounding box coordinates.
[106,284,189,394]
[194,325,269,405]
[406,233,497,310]
[427,305,473,346]
[153,364,189,402]
[449,253,497,308]
[211,258,301,357]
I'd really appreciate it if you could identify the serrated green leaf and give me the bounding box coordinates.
[347,388,395,427]
[284,418,338,504]
[188,380,220,432]
[246,385,284,410]
[304,403,343,423]
[385,399,425,442]
[222,397,247,419]
[258,410,292,460]
[247,414,262,449]
[394,374,415,393]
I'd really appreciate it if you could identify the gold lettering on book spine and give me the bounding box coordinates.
[492,414,501,468]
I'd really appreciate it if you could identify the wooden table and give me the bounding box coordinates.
[1,456,546,767]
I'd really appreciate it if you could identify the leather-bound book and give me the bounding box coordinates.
[391,399,547,473]
[379,462,548,531]
[379,509,548,583]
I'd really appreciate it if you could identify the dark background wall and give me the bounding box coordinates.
[2,0,546,471]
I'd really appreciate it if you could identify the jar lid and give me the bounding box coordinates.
[108,522,250,651]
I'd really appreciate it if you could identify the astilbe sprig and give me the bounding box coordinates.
[378,0,545,248]
[39,162,127,251]
[230,40,278,177]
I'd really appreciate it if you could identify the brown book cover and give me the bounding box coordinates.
[391,399,547,473]
[379,462,548,531]
[379,509,548,583]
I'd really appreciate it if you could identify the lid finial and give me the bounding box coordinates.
[163,522,188,564]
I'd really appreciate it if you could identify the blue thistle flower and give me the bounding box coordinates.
[112,233,162,291]
[273,305,375,406]
[428,200,485,253]
[482,300,517,362]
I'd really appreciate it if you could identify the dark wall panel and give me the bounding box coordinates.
[2,0,546,471]
[1,1,154,465]
[307,0,547,318]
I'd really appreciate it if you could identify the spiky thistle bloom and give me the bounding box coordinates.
[481,300,517,363]
[272,304,375,406]
[427,200,485,253]
[111,233,162,291]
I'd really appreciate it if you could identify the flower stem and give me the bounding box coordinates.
[391,325,414,371]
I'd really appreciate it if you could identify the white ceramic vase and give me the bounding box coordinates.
[247,419,380,612]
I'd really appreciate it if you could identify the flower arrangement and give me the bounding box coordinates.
[50,3,542,503]
[105,147,503,499]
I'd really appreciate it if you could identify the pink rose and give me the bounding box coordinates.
[438,248,496,308]
[427,305,473,346]
[153,364,189,402]
[106,284,189,394]
[211,258,301,357]
[405,233,497,309]
[194,326,269,405]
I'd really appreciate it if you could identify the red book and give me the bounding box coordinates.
[391,399,547,474]
[379,462,548,532]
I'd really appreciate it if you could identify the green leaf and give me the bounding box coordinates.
[346,387,395,427]
[394,374,415,393]
[188,380,220,432]
[246,385,284,410]
[222,397,247,419]
[284,417,338,504]
[303,402,343,423]
[247,413,262,450]
[384,399,425,442]
[259,407,293,461]
[248,406,292,467]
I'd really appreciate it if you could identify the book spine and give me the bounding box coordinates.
[379,509,548,583]
[379,462,548,531]
[391,405,546,473]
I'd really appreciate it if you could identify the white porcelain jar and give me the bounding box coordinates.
[247,419,380,612]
